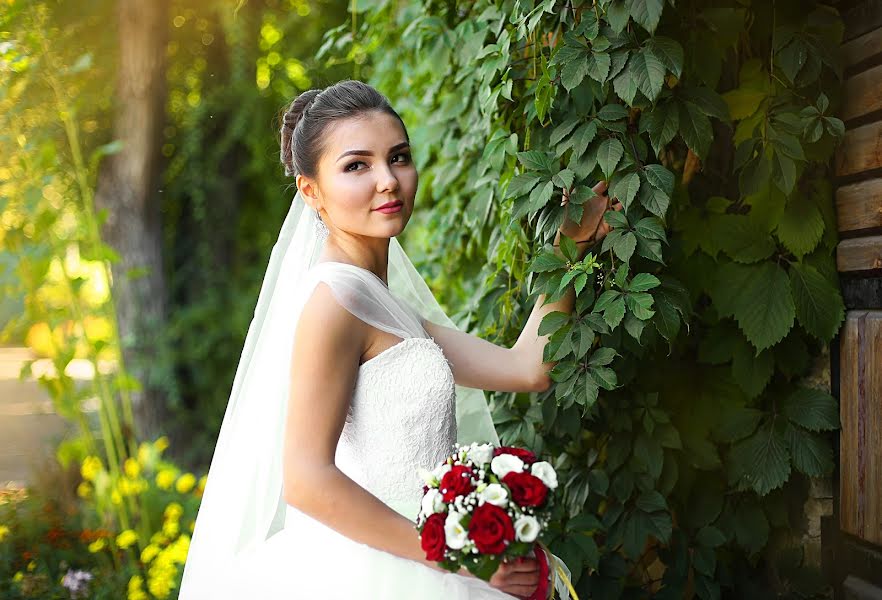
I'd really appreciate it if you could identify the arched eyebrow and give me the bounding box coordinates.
[336,142,410,163]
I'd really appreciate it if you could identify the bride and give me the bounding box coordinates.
[178,79,619,600]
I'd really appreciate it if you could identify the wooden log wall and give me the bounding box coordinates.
[836,3,882,558]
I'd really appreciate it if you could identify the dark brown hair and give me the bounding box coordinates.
[279,79,409,180]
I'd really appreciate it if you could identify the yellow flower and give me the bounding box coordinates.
[80,455,103,482]
[196,474,207,494]
[118,478,136,496]
[175,473,196,494]
[111,489,122,505]
[26,560,36,572]
[188,520,195,532]
[137,442,151,465]
[163,502,183,521]
[128,574,144,591]
[154,435,170,452]
[156,469,177,490]
[140,543,160,564]
[162,520,180,538]
[128,574,149,600]
[76,482,92,499]
[116,529,139,549]
[124,457,141,478]
[12,571,23,582]
[88,538,106,553]
[0,525,10,542]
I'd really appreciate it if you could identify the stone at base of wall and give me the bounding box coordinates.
[844,575,882,600]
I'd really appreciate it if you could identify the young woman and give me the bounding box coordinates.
[179,79,620,600]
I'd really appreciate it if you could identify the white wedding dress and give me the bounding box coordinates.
[225,261,571,599]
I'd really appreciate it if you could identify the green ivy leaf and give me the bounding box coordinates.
[731,337,774,399]
[597,138,624,179]
[678,101,713,159]
[780,387,839,431]
[610,172,641,210]
[776,196,824,258]
[784,424,833,477]
[711,261,795,352]
[647,36,683,78]
[789,262,845,341]
[562,56,590,91]
[637,180,670,218]
[630,0,664,33]
[539,310,571,336]
[587,51,612,84]
[613,231,637,263]
[531,251,567,272]
[643,164,675,196]
[729,422,791,495]
[716,215,776,264]
[630,48,666,102]
[506,173,541,199]
[627,273,661,292]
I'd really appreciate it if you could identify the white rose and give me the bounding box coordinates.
[477,483,508,507]
[421,488,445,516]
[490,454,524,479]
[514,515,540,543]
[418,467,439,488]
[530,461,558,489]
[432,462,451,482]
[468,443,494,466]
[444,511,469,550]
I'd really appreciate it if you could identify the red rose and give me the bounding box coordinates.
[493,446,537,464]
[502,471,548,507]
[439,464,476,502]
[420,513,447,561]
[468,503,515,554]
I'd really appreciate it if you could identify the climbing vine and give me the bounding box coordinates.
[327,0,846,596]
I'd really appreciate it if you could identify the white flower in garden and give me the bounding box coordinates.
[444,511,469,549]
[478,483,509,507]
[530,461,558,489]
[467,443,495,466]
[490,454,524,479]
[514,515,541,543]
[421,488,445,516]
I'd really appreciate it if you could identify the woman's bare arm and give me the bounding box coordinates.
[425,182,619,394]
[282,282,439,571]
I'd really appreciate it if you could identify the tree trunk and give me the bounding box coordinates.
[93,0,169,443]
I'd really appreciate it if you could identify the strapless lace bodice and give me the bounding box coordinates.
[339,336,457,518]
[285,325,458,524]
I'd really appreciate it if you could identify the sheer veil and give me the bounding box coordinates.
[178,190,500,597]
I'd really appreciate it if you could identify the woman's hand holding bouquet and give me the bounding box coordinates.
[416,442,578,600]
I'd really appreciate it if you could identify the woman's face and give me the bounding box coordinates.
[299,110,418,240]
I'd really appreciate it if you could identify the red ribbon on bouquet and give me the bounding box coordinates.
[527,546,550,600]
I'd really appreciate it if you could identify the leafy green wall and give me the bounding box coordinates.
[326,0,846,596]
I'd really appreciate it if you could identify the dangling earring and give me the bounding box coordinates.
[313,207,329,241]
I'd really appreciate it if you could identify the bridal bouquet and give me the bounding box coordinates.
[416,442,576,599]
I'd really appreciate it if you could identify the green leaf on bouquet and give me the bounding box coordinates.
[467,553,501,581]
